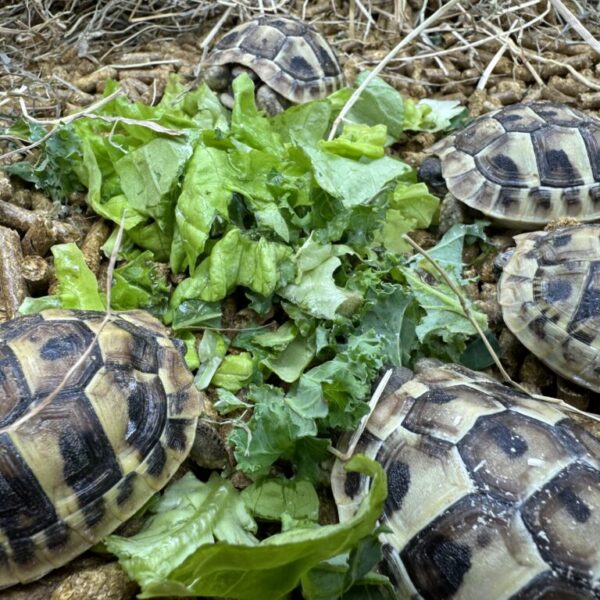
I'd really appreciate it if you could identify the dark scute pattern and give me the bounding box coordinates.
[164,419,192,452]
[570,327,596,345]
[570,261,600,325]
[421,388,457,404]
[287,54,318,82]
[400,494,509,599]
[0,435,59,538]
[171,337,187,359]
[384,461,410,513]
[529,187,552,212]
[217,29,248,50]
[168,390,192,415]
[121,370,167,454]
[557,487,591,523]
[116,472,137,506]
[488,422,529,457]
[562,189,583,213]
[430,536,472,594]
[265,16,306,36]
[509,571,597,600]
[9,537,35,566]
[579,123,600,181]
[590,185,600,206]
[497,188,522,212]
[496,111,544,133]
[538,148,582,188]
[81,497,106,529]
[146,443,167,477]
[44,521,69,550]
[552,233,573,247]
[111,319,160,373]
[344,471,361,499]
[40,332,86,360]
[0,313,43,341]
[0,544,7,568]
[544,279,572,303]
[57,397,122,507]
[528,316,547,339]
[308,39,340,76]
[0,344,33,428]
[488,153,521,179]
[522,462,600,574]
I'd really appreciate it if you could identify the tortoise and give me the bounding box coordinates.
[498,223,600,394]
[203,14,344,115]
[0,309,202,589]
[331,362,600,599]
[419,102,600,229]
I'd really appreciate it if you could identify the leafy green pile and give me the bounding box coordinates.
[6,72,490,598]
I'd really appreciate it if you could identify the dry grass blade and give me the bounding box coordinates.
[327,0,464,141]
[549,0,600,56]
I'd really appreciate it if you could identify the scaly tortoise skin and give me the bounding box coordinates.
[204,15,344,111]
[331,363,600,599]
[422,102,600,228]
[0,309,201,589]
[499,224,600,393]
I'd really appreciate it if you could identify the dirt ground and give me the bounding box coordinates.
[2,0,600,598]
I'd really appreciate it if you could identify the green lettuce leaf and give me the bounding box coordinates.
[212,352,255,392]
[171,228,293,305]
[279,239,362,320]
[377,181,440,253]
[20,243,105,314]
[302,145,410,208]
[106,455,386,599]
[241,478,319,522]
[320,123,386,159]
[328,72,404,141]
[403,98,467,132]
[110,250,171,314]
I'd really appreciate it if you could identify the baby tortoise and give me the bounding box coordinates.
[332,362,600,599]
[499,224,600,393]
[419,102,600,229]
[0,309,202,589]
[203,15,344,115]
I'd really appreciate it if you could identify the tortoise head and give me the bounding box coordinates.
[418,156,447,195]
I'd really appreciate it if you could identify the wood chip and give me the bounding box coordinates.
[21,217,58,257]
[80,220,111,275]
[73,68,118,93]
[0,200,80,244]
[21,255,52,294]
[0,226,28,318]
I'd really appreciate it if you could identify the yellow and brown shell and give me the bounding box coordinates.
[499,224,600,392]
[331,363,600,599]
[0,309,201,589]
[205,15,344,104]
[432,102,600,228]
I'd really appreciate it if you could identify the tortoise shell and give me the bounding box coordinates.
[331,363,600,599]
[205,15,344,103]
[499,224,600,393]
[0,309,201,589]
[431,102,600,228]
